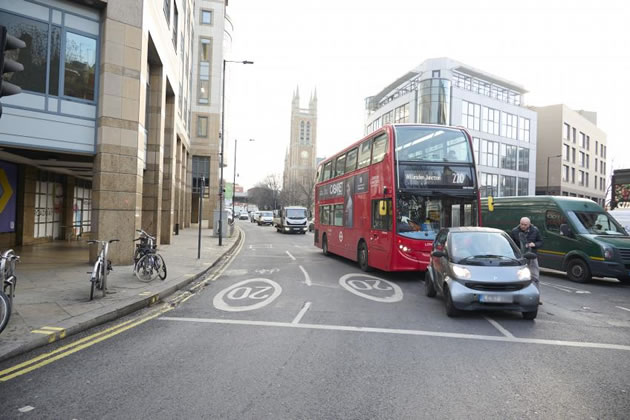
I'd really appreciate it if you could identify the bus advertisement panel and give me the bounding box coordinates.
[314,124,480,272]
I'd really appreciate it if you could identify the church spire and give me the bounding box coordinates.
[309,88,317,111]
[292,85,300,108]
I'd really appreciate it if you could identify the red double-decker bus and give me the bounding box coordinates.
[314,124,480,272]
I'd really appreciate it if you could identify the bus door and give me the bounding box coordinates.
[369,198,393,270]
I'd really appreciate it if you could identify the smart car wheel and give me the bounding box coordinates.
[522,309,538,320]
[425,269,437,298]
[566,258,591,283]
[444,286,460,317]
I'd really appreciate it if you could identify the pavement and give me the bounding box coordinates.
[0,223,242,363]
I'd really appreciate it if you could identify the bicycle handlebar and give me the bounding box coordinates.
[87,239,119,245]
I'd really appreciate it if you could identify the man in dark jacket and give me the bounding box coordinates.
[511,217,543,290]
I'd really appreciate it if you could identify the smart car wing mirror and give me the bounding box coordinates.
[432,250,446,258]
[524,252,537,260]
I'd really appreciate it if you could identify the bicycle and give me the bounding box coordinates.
[0,249,19,334]
[133,229,167,282]
[87,239,119,300]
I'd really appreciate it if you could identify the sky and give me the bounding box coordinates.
[223,0,630,191]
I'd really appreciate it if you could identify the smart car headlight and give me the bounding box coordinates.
[517,267,531,281]
[452,265,471,280]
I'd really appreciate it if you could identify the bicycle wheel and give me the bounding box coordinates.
[135,254,157,282]
[101,259,107,298]
[156,254,167,280]
[89,261,101,301]
[0,290,10,334]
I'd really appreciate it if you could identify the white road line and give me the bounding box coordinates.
[292,302,312,324]
[286,251,296,261]
[540,281,574,293]
[298,265,312,286]
[158,316,630,352]
[18,406,34,413]
[484,316,514,338]
[616,306,630,312]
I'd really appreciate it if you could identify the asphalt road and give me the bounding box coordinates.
[1,221,629,419]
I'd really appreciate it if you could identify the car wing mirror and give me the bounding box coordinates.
[432,250,446,258]
[524,252,537,260]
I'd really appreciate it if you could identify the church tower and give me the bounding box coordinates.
[283,86,318,202]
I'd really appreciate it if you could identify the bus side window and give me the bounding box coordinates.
[321,205,330,225]
[336,154,347,177]
[357,139,372,169]
[372,133,388,164]
[323,161,332,181]
[334,204,344,226]
[371,199,392,231]
[345,148,358,173]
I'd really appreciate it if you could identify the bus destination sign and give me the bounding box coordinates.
[399,165,474,189]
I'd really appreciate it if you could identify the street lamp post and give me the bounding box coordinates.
[232,138,255,219]
[218,59,253,246]
[546,154,563,195]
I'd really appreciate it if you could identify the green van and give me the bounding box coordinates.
[480,196,630,284]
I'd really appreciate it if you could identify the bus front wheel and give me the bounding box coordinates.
[358,241,371,272]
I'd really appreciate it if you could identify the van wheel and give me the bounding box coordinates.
[358,241,371,272]
[566,258,591,283]
[322,235,329,256]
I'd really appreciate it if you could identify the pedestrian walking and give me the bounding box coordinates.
[511,217,543,300]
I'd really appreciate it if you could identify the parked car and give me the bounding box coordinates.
[251,211,260,223]
[481,196,630,284]
[239,213,249,220]
[425,227,539,319]
[258,211,274,226]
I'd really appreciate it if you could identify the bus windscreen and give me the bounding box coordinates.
[394,126,472,163]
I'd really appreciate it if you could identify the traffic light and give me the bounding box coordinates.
[0,25,26,118]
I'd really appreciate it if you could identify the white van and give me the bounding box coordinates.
[273,206,309,234]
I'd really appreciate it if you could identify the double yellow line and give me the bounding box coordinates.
[0,228,245,382]
[0,303,173,382]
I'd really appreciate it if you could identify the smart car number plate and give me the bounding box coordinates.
[479,294,513,303]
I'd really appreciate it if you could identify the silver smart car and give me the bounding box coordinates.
[425,227,540,319]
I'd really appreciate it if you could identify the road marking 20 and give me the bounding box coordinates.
[339,273,403,303]
[213,278,282,312]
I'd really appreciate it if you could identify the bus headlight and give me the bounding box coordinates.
[398,244,411,253]
[517,267,531,281]
[452,265,471,280]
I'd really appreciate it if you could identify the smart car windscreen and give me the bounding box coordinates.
[450,232,521,264]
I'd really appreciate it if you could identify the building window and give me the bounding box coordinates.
[501,175,516,196]
[432,70,440,78]
[34,172,64,239]
[518,147,529,172]
[571,167,575,184]
[198,38,211,104]
[586,154,589,169]
[172,2,178,49]
[462,100,480,131]
[479,172,499,197]
[579,151,585,167]
[500,144,517,170]
[518,117,530,142]
[595,158,598,172]
[586,135,590,150]
[192,156,210,194]
[472,137,480,162]
[306,121,311,143]
[578,170,585,186]
[563,165,569,182]
[572,148,576,164]
[517,177,529,196]
[481,106,499,135]
[480,139,499,167]
[197,116,208,137]
[201,9,213,25]
[563,144,570,161]
[73,180,92,237]
[501,112,517,139]
[394,103,409,123]
[64,32,97,101]
[572,127,576,143]
[563,123,570,140]
[163,0,170,24]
